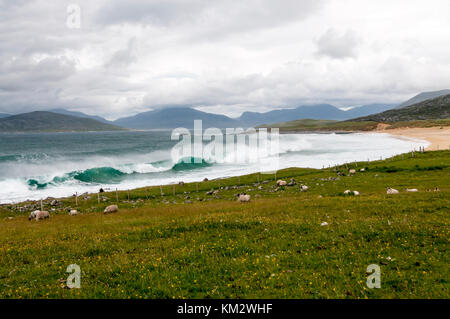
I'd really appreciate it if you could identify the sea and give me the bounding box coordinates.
[0,130,429,204]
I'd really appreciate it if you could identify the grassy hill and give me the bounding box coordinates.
[396,89,450,109]
[258,119,379,132]
[258,94,450,132]
[0,111,126,133]
[0,151,448,299]
[352,94,450,122]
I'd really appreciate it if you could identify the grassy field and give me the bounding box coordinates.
[258,119,379,132]
[0,151,449,299]
[258,118,450,132]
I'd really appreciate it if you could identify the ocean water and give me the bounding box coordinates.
[0,130,428,204]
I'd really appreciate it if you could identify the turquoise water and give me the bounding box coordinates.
[0,130,428,203]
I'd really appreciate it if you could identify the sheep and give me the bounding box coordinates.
[300,185,309,192]
[237,194,251,203]
[387,187,399,194]
[349,169,356,174]
[28,210,40,221]
[35,211,50,221]
[406,188,419,192]
[69,209,78,216]
[344,190,360,195]
[344,190,351,195]
[360,168,366,172]
[353,191,360,196]
[104,205,119,214]
[276,180,287,186]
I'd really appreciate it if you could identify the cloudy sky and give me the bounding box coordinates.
[1,0,450,119]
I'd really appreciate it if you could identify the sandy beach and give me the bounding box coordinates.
[375,126,450,151]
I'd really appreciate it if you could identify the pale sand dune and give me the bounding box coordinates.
[375,126,450,151]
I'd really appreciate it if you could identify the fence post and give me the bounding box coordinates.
[75,192,78,206]
[116,188,118,202]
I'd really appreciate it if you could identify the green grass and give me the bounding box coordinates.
[259,119,378,132]
[258,118,450,132]
[0,151,449,299]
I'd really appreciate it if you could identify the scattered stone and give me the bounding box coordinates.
[50,200,61,206]
[320,222,329,226]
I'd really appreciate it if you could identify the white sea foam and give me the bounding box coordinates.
[0,133,429,204]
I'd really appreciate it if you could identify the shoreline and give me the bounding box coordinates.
[0,128,446,205]
[373,126,450,151]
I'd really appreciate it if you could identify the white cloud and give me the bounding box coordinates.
[0,0,450,118]
[316,29,360,59]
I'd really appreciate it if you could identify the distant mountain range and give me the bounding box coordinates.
[111,103,396,129]
[353,94,450,122]
[1,89,448,132]
[49,108,113,124]
[239,103,396,127]
[395,89,450,109]
[0,111,126,133]
[114,107,238,129]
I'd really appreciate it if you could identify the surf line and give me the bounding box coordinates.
[171,120,280,169]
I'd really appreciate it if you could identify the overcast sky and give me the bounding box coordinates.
[1,0,450,119]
